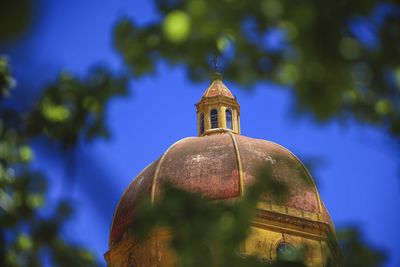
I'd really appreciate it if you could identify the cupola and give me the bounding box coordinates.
[195,73,240,136]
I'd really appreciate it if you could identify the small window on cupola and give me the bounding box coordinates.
[210,109,218,128]
[226,109,232,130]
[200,113,205,134]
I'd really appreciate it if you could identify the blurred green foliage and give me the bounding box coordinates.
[0,0,32,42]
[0,0,396,266]
[0,58,127,266]
[26,67,127,148]
[338,228,387,267]
[0,56,15,97]
[114,0,400,138]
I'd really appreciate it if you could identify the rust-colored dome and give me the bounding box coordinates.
[109,133,333,247]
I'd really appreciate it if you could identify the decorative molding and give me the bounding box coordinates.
[253,209,331,240]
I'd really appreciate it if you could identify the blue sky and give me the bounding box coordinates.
[3,1,400,266]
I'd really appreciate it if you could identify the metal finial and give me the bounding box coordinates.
[211,54,219,72]
[210,54,222,80]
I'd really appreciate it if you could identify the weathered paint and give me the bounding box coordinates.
[108,133,336,249]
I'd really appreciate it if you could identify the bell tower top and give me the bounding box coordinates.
[195,73,241,136]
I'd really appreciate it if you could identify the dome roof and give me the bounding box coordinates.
[109,132,333,247]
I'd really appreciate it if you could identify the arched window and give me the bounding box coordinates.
[200,113,205,134]
[276,242,295,261]
[210,109,218,129]
[225,109,232,130]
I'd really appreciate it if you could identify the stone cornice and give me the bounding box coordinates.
[196,96,240,112]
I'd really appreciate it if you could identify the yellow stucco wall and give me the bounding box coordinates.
[105,221,335,267]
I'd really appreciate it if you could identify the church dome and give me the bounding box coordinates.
[106,75,338,267]
[109,133,333,247]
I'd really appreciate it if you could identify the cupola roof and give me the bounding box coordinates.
[201,73,235,99]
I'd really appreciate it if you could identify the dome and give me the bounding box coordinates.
[106,76,338,267]
[109,132,333,247]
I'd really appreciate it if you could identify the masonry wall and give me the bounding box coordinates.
[105,224,334,267]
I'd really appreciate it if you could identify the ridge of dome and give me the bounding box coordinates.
[150,137,197,203]
[263,139,324,217]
